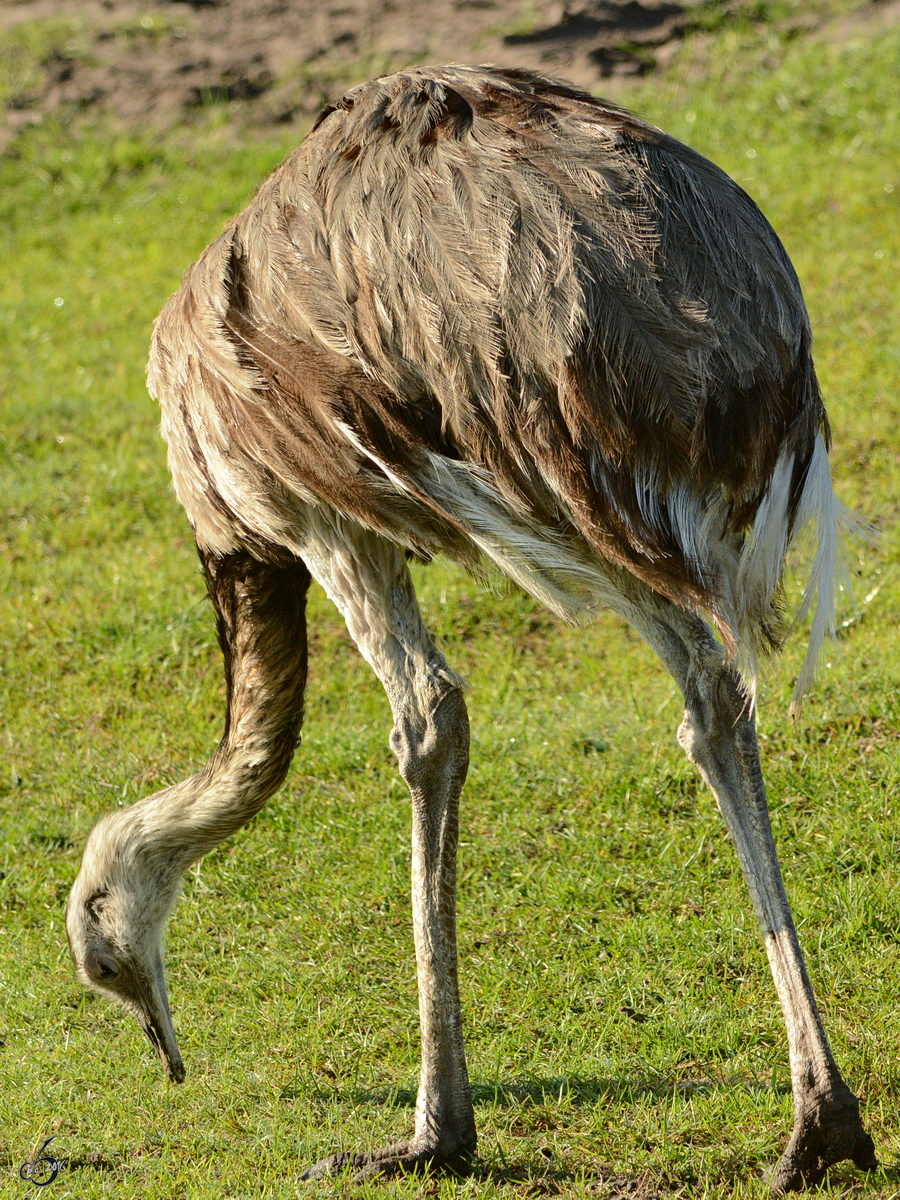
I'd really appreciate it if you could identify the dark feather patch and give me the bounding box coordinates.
[86,889,109,922]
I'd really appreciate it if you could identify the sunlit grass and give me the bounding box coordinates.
[2,16,899,1198]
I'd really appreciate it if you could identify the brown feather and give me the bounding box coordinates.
[149,64,830,661]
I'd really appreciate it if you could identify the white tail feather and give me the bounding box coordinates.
[787,436,861,721]
[731,450,795,705]
[730,433,858,719]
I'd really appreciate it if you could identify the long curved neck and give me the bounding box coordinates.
[127,551,313,874]
[125,723,298,876]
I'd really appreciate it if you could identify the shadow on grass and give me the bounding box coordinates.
[300,1071,792,1108]
[291,1073,792,1191]
[292,1076,900,1192]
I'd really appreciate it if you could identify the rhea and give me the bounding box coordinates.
[66,66,876,1190]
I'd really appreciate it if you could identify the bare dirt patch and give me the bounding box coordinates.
[2,0,899,150]
[1,0,699,148]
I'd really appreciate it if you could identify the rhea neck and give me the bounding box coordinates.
[99,548,309,884]
[113,748,275,878]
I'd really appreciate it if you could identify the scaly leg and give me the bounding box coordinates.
[299,522,476,1180]
[627,596,876,1193]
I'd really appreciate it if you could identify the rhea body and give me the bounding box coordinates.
[66,66,875,1190]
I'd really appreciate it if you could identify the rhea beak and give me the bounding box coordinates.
[133,965,186,1084]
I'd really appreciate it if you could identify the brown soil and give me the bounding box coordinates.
[2,0,898,150]
[0,0,699,148]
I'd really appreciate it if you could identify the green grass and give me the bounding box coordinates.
[2,15,900,1198]
[0,18,92,109]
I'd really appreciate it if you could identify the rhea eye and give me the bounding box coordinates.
[90,953,121,981]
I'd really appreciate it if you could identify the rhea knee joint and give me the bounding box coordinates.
[390,684,469,789]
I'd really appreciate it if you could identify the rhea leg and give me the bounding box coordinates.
[299,526,476,1180]
[627,596,876,1192]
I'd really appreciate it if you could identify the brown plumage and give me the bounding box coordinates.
[153,65,838,682]
[67,66,874,1192]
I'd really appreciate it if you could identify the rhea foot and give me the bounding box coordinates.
[770,1087,877,1194]
[301,1140,476,1183]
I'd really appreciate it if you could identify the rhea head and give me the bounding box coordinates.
[65,803,187,1083]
